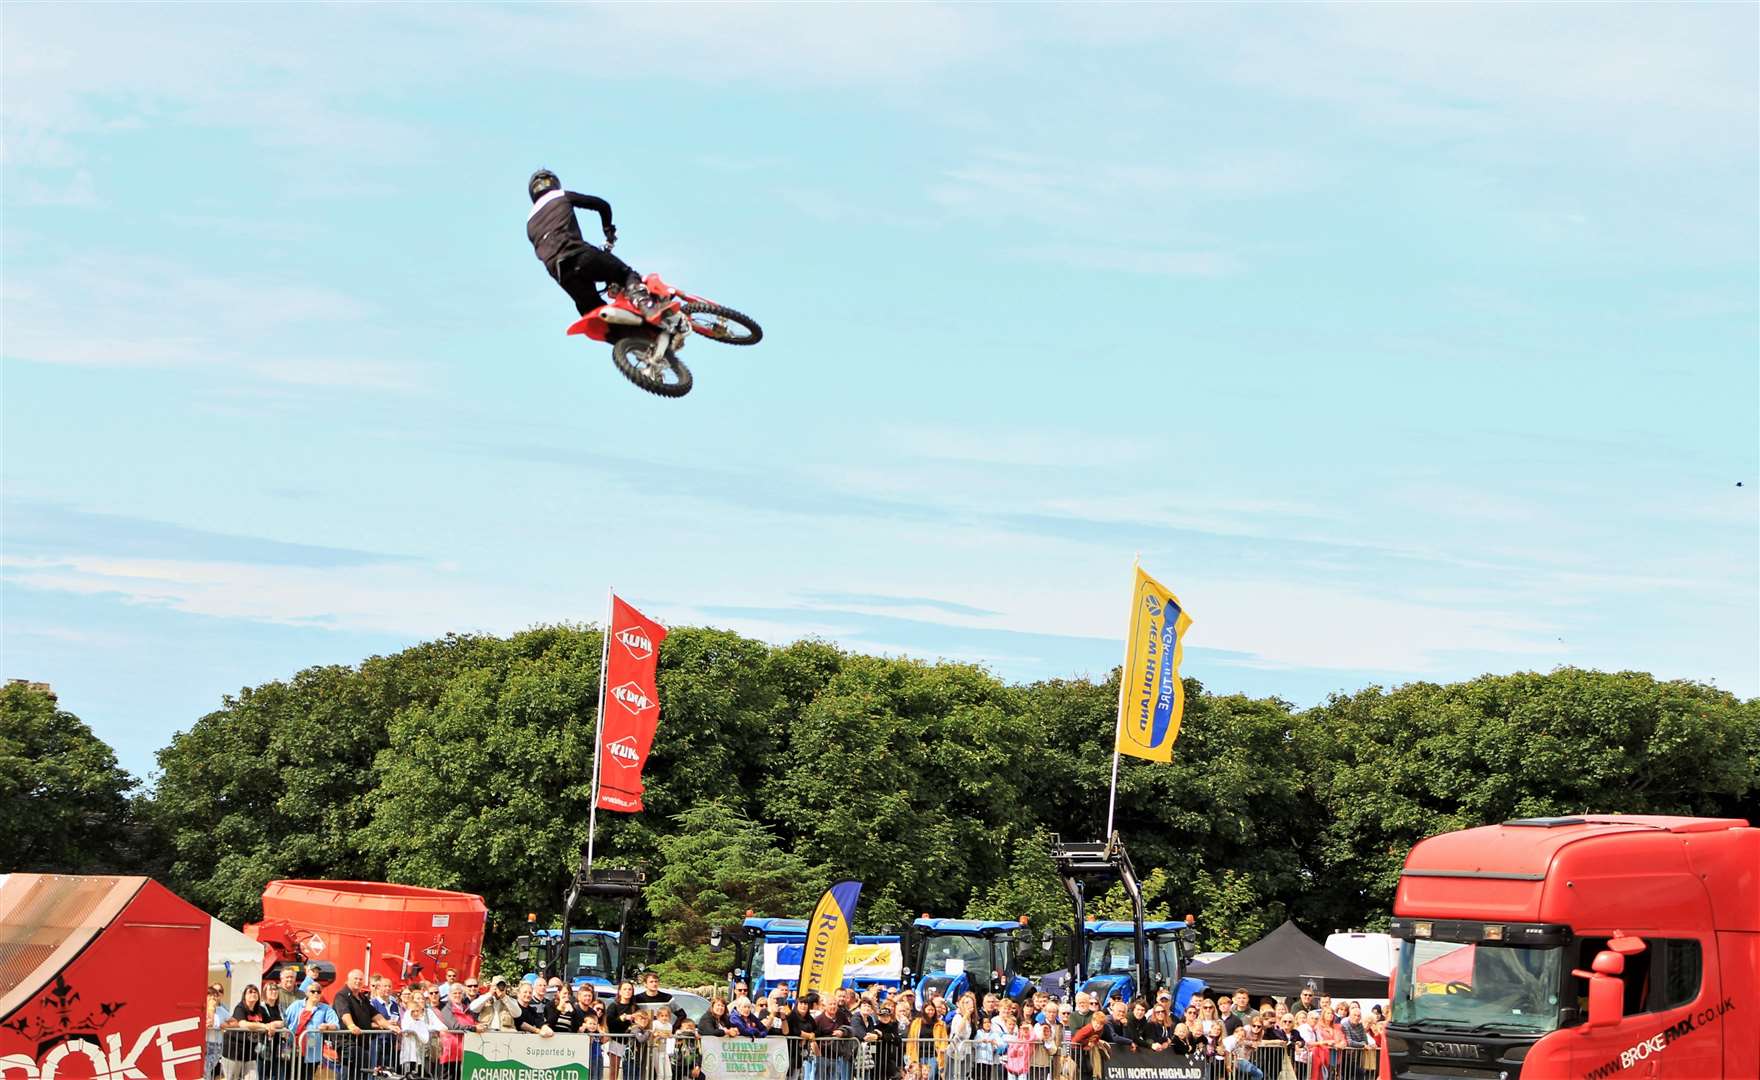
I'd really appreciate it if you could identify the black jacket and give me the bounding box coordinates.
[528,189,614,272]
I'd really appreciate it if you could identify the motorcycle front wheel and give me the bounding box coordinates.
[612,336,693,398]
[681,301,763,346]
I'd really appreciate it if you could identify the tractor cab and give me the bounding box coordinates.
[1051,834,1201,1011]
[1080,919,1193,1006]
[530,928,623,993]
[911,918,1033,1004]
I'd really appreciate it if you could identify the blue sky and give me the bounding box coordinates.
[4,4,1756,780]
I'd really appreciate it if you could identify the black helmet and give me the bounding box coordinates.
[529,168,559,202]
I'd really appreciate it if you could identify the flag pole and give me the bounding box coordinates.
[1105,555,1140,839]
[585,585,613,877]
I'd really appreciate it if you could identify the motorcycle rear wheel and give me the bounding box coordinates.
[681,301,763,346]
[612,336,693,398]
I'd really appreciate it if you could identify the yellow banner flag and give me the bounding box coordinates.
[799,880,864,999]
[1116,565,1193,763]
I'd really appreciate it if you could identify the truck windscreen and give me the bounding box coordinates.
[1392,938,1565,1034]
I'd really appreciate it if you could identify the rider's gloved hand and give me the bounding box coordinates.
[603,225,618,250]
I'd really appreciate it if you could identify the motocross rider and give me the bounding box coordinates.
[526,168,656,317]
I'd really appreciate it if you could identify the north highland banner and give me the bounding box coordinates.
[1115,565,1193,763]
[799,879,864,1001]
[596,595,668,812]
[1101,1047,1206,1080]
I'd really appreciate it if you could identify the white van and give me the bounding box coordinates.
[1324,931,1397,976]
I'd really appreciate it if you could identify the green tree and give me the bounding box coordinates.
[134,616,1759,973]
[360,626,603,943]
[0,683,140,872]
[643,800,826,984]
[1018,675,1315,944]
[764,657,1038,922]
[360,627,848,951]
[967,827,1071,975]
[150,633,512,923]
[1298,668,1760,933]
[1190,867,1281,952]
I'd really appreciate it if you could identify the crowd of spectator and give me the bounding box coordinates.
[204,966,1382,1080]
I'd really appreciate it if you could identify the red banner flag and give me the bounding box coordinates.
[596,595,668,813]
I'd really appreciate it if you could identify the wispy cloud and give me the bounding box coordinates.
[2,254,419,392]
[1007,245,1241,278]
[797,591,1001,619]
[4,500,416,569]
[1,555,529,639]
[1107,4,1759,161]
[928,148,1312,228]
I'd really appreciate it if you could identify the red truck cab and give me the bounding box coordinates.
[1382,815,1757,1079]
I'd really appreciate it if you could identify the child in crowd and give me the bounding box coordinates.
[672,1018,704,1080]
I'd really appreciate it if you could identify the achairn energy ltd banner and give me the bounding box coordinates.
[1115,565,1193,763]
[799,880,864,1001]
[596,595,668,812]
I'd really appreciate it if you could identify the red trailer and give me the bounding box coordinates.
[1381,815,1759,1079]
[0,874,208,1080]
[245,880,486,993]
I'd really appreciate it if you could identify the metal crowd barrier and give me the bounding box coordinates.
[216,1030,414,1080]
[1227,1040,1381,1080]
[214,1024,1377,1080]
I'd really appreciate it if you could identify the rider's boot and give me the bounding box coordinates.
[625,273,664,319]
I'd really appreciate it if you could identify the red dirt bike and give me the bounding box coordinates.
[566,262,762,398]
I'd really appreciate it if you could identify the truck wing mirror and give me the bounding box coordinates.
[1608,934,1647,957]
[1571,951,1626,1029]
[710,927,724,951]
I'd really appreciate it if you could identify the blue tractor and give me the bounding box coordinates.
[1050,834,1203,1012]
[910,918,1035,1004]
[529,927,624,994]
[1079,919,1198,1008]
[517,862,648,993]
[715,916,905,998]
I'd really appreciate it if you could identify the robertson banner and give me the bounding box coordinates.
[1115,564,1194,763]
[799,880,864,1002]
[596,595,668,813]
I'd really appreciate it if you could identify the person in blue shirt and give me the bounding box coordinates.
[370,976,402,1073]
[282,981,340,1080]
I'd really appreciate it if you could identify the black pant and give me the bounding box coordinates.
[554,245,636,315]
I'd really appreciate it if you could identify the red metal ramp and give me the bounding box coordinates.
[1,874,208,1078]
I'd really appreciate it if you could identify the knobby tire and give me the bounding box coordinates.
[612,336,693,398]
[681,302,763,346]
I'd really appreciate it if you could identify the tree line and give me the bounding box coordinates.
[4,625,1756,983]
